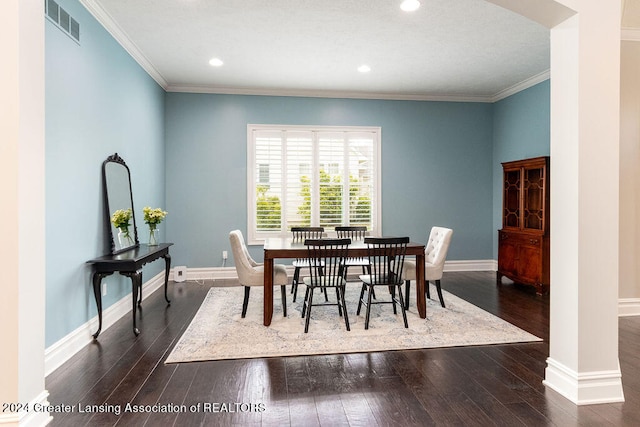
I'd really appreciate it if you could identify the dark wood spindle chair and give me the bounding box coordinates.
[335,226,372,278]
[357,237,410,330]
[291,227,325,302]
[301,238,351,333]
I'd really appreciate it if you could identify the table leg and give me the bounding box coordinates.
[91,271,112,339]
[122,270,142,336]
[163,253,172,304]
[264,257,274,326]
[416,252,426,318]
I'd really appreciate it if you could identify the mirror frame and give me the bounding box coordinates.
[102,153,139,254]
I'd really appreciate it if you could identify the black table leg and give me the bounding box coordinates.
[122,270,142,336]
[163,253,172,304]
[91,271,113,339]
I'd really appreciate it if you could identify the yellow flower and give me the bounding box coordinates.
[143,207,168,227]
[111,209,132,229]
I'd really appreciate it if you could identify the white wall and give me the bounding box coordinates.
[0,0,49,426]
[620,40,640,304]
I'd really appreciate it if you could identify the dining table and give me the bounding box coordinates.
[262,237,426,326]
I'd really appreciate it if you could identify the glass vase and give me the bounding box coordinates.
[118,227,133,247]
[148,227,158,246]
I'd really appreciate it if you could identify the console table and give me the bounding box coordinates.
[87,243,173,338]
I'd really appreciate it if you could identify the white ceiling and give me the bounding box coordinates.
[83,0,638,102]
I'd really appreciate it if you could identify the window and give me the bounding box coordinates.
[247,125,381,243]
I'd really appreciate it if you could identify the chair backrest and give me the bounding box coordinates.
[229,230,256,283]
[304,238,351,287]
[292,227,325,241]
[335,226,367,241]
[364,237,410,286]
[425,227,454,279]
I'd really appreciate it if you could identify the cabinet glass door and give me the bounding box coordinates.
[523,167,544,230]
[503,170,521,228]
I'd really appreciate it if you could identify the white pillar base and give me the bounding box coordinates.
[544,357,625,405]
[0,391,52,427]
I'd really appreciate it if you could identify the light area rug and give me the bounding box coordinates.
[165,283,541,363]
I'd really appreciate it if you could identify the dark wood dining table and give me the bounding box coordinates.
[262,237,426,326]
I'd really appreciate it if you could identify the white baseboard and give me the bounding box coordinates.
[0,390,52,426]
[45,260,495,374]
[45,261,637,378]
[618,298,640,317]
[444,259,497,272]
[172,266,238,282]
[179,260,498,281]
[44,271,166,377]
[543,357,625,405]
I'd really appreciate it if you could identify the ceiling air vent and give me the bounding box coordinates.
[45,0,80,44]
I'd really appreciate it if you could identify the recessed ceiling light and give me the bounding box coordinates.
[400,0,420,12]
[209,57,224,67]
[358,64,371,73]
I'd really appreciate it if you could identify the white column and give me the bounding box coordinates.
[487,0,624,405]
[0,0,49,426]
[544,0,623,404]
[619,40,640,309]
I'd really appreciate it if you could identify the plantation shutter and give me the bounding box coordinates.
[285,131,314,228]
[347,132,376,227]
[254,130,283,232]
[317,132,346,228]
[248,125,380,242]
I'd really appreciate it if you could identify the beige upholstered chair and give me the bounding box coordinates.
[403,226,453,308]
[229,230,289,317]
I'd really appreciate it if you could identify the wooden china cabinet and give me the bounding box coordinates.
[497,156,550,294]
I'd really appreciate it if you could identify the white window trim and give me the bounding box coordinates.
[247,124,382,244]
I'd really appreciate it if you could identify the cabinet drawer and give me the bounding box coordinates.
[499,231,542,248]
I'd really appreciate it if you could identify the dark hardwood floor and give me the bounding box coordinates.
[46,271,640,426]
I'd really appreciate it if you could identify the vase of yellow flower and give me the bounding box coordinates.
[148,227,159,246]
[143,207,168,246]
[111,208,134,247]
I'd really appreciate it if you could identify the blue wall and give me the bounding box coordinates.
[44,0,549,348]
[491,80,551,256]
[45,0,166,346]
[164,94,495,267]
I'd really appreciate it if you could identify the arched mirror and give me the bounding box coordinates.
[103,153,139,254]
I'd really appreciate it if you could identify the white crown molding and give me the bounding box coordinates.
[78,0,556,103]
[622,27,640,41]
[490,70,550,102]
[165,84,494,103]
[75,0,640,102]
[79,0,168,89]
